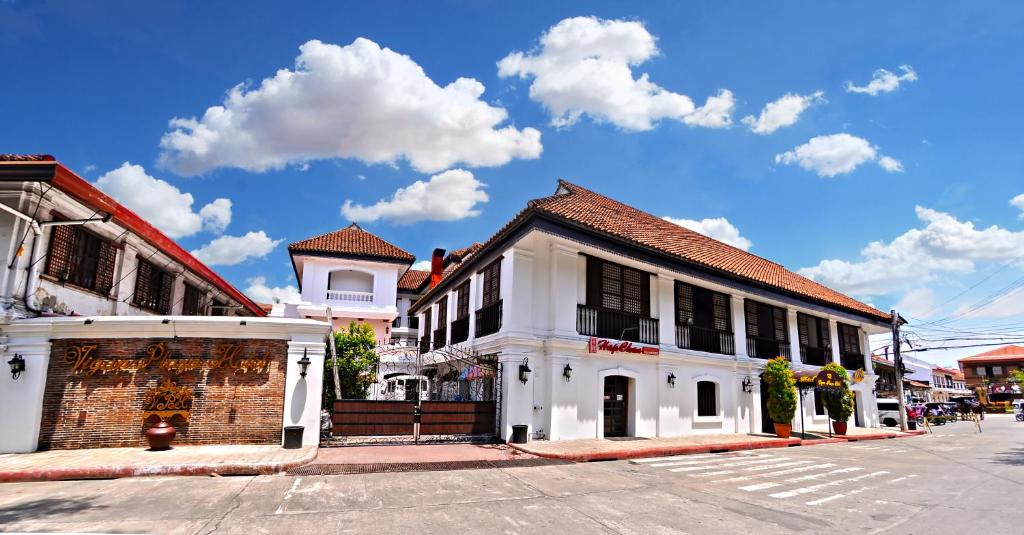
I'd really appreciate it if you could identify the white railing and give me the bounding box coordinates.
[326,290,374,302]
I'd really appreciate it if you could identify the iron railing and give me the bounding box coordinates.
[676,324,734,355]
[577,305,659,344]
[800,345,831,366]
[747,336,791,360]
[433,327,447,350]
[450,316,470,344]
[418,336,431,355]
[840,352,865,370]
[475,300,502,338]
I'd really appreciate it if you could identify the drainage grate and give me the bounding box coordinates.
[288,457,569,476]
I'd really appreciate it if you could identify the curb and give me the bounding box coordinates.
[0,447,318,484]
[509,438,802,462]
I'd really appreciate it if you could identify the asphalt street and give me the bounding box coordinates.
[1,415,1021,534]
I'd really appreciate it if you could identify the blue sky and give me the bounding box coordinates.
[3,1,1024,366]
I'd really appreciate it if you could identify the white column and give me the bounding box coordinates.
[861,329,875,374]
[732,296,748,357]
[548,355,579,440]
[284,336,326,447]
[499,351,534,440]
[658,275,676,349]
[0,323,52,453]
[502,248,533,337]
[787,309,801,364]
[550,244,578,338]
[467,273,478,344]
[828,318,842,365]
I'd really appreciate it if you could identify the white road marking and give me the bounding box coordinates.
[274,477,303,515]
[888,474,918,484]
[769,471,889,499]
[784,466,862,483]
[667,457,785,472]
[740,482,782,492]
[805,485,873,506]
[646,455,768,468]
[630,451,759,464]
[689,469,736,477]
[715,463,837,483]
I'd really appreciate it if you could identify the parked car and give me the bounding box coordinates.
[878,399,903,427]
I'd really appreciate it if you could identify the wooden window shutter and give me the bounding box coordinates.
[773,307,787,341]
[45,224,75,280]
[133,259,153,308]
[676,282,693,325]
[94,241,117,294]
[586,256,601,308]
[158,271,175,313]
[712,292,730,332]
[744,300,758,338]
[797,313,810,346]
[638,270,650,316]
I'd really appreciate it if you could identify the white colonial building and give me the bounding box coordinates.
[409,180,891,442]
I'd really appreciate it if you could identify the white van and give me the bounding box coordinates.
[385,375,430,401]
[877,398,903,427]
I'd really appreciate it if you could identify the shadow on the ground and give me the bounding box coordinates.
[0,497,105,525]
[990,447,1024,466]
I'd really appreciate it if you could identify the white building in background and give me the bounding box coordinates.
[271,223,415,344]
[409,180,892,442]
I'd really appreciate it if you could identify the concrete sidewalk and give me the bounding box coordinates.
[510,427,926,461]
[311,443,531,465]
[0,444,317,483]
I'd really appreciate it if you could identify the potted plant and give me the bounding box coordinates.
[821,362,855,435]
[764,357,797,438]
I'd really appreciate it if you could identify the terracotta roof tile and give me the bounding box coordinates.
[0,154,55,161]
[959,345,1024,363]
[289,223,414,262]
[398,269,430,291]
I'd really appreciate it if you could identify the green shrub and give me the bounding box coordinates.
[764,357,797,424]
[820,362,855,422]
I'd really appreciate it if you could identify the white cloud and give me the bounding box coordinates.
[662,216,752,251]
[1011,193,1024,219]
[949,286,1024,320]
[199,198,232,234]
[341,169,488,224]
[845,65,918,96]
[95,162,232,239]
[799,204,1024,297]
[159,38,542,175]
[191,231,281,266]
[498,16,732,131]
[410,260,433,271]
[741,91,824,134]
[244,276,301,304]
[894,287,938,319]
[775,133,902,177]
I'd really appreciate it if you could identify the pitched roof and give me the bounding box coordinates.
[0,154,55,161]
[288,223,414,262]
[398,269,430,291]
[414,180,890,322]
[959,344,1024,363]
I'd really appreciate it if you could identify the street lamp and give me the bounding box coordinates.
[8,353,25,380]
[667,372,676,387]
[742,376,752,393]
[298,348,311,378]
[519,357,531,384]
[563,363,573,382]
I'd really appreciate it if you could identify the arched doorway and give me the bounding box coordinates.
[603,375,630,437]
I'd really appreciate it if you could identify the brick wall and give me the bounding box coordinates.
[39,337,288,450]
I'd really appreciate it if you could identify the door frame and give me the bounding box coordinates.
[596,367,639,438]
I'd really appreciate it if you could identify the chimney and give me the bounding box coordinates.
[429,248,445,288]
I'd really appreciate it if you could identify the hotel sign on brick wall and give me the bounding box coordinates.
[63,341,272,377]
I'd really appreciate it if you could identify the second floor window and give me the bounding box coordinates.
[45,223,117,295]
[586,256,650,316]
[133,259,174,313]
[480,259,501,308]
[211,299,226,316]
[676,282,730,331]
[455,281,470,319]
[744,300,790,359]
[182,284,204,316]
[797,313,831,365]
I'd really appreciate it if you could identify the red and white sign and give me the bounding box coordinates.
[587,337,659,356]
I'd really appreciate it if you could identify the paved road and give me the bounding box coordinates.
[2,416,1021,534]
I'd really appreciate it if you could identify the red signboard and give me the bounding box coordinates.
[587,337,660,356]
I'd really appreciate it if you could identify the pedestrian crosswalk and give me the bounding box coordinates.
[630,449,918,506]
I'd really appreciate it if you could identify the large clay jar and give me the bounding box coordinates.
[773,422,792,439]
[145,421,176,450]
[832,420,848,435]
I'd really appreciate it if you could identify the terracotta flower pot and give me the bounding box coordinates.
[832,420,848,435]
[145,421,176,450]
[773,422,792,438]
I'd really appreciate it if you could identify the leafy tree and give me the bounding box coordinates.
[821,362,855,422]
[764,357,797,424]
[323,322,379,406]
[1010,369,1024,386]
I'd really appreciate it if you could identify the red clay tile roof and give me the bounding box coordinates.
[289,223,414,262]
[959,344,1024,363]
[0,154,55,161]
[411,180,892,322]
[446,243,483,264]
[398,269,430,291]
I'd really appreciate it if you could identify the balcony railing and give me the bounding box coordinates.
[450,316,470,345]
[747,336,791,360]
[418,336,431,355]
[840,352,865,370]
[676,324,734,355]
[433,327,447,350]
[326,289,373,302]
[577,305,659,345]
[475,300,502,338]
[800,345,831,366]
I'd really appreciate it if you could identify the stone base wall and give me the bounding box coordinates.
[38,337,288,450]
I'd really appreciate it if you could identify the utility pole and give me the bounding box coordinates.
[891,309,908,431]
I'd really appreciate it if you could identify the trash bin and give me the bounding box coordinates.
[283,426,304,449]
[907,420,917,431]
[510,425,529,444]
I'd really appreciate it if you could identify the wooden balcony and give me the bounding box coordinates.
[433,327,447,350]
[840,352,865,370]
[676,324,734,355]
[800,345,831,366]
[747,336,791,360]
[450,316,470,345]
[577,305,659,345]
[475,300,502,338]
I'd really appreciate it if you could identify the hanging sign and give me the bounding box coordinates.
[814,369,845,391]
[852,369,866,384]
[587,337,659,356]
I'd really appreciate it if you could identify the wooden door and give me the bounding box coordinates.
[603,376,629,437]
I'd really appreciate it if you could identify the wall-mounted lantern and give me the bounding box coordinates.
[519,357,531,384]
[298,348,312,378]
[742,376,753,393]
[8,353,25,380]
[667,372,676,387]
[563,363,573,382]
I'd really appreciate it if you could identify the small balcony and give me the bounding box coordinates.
[676,324,734,355]
[577,305,659,345]
[800,345,831,366]
[418,336,431,354]
[326,289,373,302]
[747,336,791,360]
[475,300,502,338]
[450,316,470,345]
[840,352,865,370]
[433,327,447,350]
